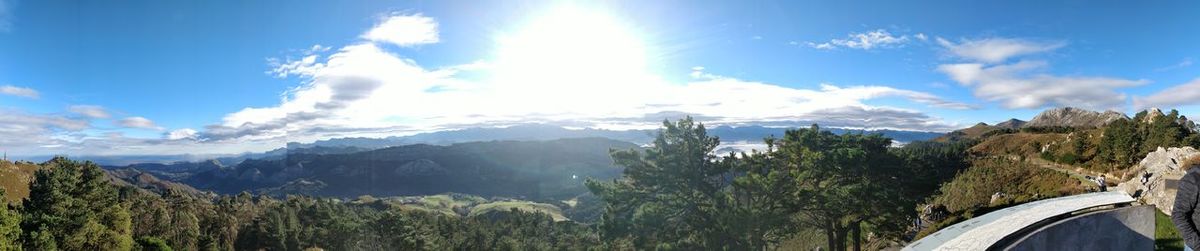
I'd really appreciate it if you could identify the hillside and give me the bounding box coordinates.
[916,107,1200,238]
[104,167,212,198]
[0,159,216,203]
[0,160,40,202]
[995,118,1027,129]
[351,193,574,222]
[157,137,640,200]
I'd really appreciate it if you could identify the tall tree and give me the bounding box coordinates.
[21,157,133,250]
[1099,118,1141,168]
[1143,109,1189,154]
[587,117,729,249]
[763,125,906,251]
[587,117,794,249]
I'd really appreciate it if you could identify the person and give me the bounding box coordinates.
[1097,175,1107,192]
[1173,163,1200,251]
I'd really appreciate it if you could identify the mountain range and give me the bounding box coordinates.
[34,124,938,166]
[92,106,1199,202]
[134,138,639,201]
[289,124,943,149]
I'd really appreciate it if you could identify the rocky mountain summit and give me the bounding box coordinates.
[1024,107,1128,128]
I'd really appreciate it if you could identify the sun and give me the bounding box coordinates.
[492,4,652,94]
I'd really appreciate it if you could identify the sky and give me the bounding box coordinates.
[0,0,1199,157]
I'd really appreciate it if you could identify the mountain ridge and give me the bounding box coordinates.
[1024,107,1128,128]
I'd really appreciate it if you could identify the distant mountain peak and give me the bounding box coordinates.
[1025,107,1127,128]
[1142,107,1166,123]
[995,118,1027,129]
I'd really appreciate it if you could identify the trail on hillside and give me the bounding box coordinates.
[1002,155,1105,188]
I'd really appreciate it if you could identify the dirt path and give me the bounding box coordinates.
[1002,155,1107,187]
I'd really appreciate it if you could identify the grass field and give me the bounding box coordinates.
[1158,210,1185,251]
[360,193,571,221]
[469,201,568,221]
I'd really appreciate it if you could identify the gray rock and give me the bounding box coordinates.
[1024,107,1128,128]
[1118,146,1200,214]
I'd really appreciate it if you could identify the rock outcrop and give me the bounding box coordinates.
[1140,108,1166,124]
[1025,107,1127,128]
[1118,146,1200,214]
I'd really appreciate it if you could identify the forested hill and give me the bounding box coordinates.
[165,137,639,200]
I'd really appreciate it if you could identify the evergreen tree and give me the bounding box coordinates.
[587,117,798,249]
[21,157,133,250]
[1099,118,1141,168]
[135,236,172,251]
[764,125,905,251]
[587,117,732,249]
[1143,109,1189,154]
[0,189,20,251]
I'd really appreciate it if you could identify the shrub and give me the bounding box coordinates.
[136,236,173,251]
[1181,154,1200,171]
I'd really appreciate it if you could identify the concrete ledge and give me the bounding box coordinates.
[999,205,1154,251]
[904,192,1136,250]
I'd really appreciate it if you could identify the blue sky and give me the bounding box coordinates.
[0,0,1198,156]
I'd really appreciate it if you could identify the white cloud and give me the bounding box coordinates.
[819,84,977,110]
[937,60,1147,110]
[68,105,110,119]
[936,37,1065,63]
[0,13,972,157]
[209,37,968,145]
[0,109,91,156]
[914,33,928,41]
[118,117,163,130]
[1155,57,1193,72]
[934,36,1144,110]
[0,85,38,99]
[360,13,439,47]
[164,128,198,140]
[810,29,909,50]
[807,42,835,50]
[1134,78,1200,110]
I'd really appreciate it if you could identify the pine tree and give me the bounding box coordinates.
[587,117,750,249]
[1099,118,1141,167]
[21,157,133,250]
[764,125,904,251]
[0,189,21,251]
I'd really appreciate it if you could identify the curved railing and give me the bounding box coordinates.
[903,191,1143,250]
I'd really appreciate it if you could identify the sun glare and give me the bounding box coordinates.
[493,5,652,93]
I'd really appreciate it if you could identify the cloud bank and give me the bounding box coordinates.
[4,14,976,157]
[1134,78,1200,111]
[935,37,1145,110]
